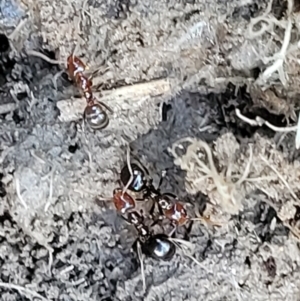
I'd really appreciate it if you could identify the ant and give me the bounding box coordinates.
[67,54,112,130]
[97,153,209,293]
[97,189,176,293]
[120,146,222,234]
[127,211,176,261]
[126,210,208,293]
[97,187,176,261]
[125,210,180,293]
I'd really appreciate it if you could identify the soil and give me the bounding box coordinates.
[1,0,300,300]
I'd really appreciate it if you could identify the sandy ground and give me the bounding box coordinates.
[1,0,300,300]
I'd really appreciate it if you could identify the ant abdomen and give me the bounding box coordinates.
[141,234,176,261]
[84,103,109,130]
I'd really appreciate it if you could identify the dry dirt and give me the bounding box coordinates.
[1,0,300,300]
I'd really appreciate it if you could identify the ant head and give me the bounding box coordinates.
[112,188,122,196]
[84,103,109,130]
[120,162,148,193]
[141,233,175,261]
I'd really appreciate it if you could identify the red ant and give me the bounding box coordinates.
[97,187,176,292]
[98,188,176,261]
[67,55,112,130]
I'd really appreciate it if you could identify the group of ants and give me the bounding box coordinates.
[102,146,220,291]
[67,54,221,291]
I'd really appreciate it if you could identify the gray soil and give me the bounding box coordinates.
[1,0,300,300]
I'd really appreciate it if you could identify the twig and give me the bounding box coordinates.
[8,16,29,40]
[59,265,74,275]
[44,168,54,212]
[26,50,64,65]
[56,79,171,122]
[236,144,253,186]
[0,282,49,301]
[0,103,17,115]
[15,177,28,209]
[236,108,298,132]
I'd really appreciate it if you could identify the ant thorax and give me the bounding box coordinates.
[158,198,172,210]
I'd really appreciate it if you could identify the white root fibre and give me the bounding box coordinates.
[169,138,245,215]
[169,138,270,216]
[247,0,295,86]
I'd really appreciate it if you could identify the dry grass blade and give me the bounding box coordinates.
[122,145,134,195]
[0,282,49,301]
[137,241,146,293]
[56,79,171,122]
[168,238,209,272]
[259,155,297,200]
[15,176,28,209]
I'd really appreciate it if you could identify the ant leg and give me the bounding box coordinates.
[168,223,177,237]
[120,214,130,223]
[162,192,178,200]
[122,145,134,196]
[157,169,167,189]
[95,195,114,209]
[190,215,223,227]
[150,218,165,232]
[183,220,194,241]
[149,198,157,217]
[97,100,113,113]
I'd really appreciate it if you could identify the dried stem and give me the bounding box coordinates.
[26,50,64,65]
[259,155,298,200]
[56,79,171,122]
[0,282,49,301]
[236,109,297,132]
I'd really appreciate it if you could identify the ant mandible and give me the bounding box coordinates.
[67,55,112,130]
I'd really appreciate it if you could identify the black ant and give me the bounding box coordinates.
[67,55,112,130]
[124,210,189,293]
[97,188,176,261]
[125,210,208,293]
[97,189,176,293]
[127,211,176,261]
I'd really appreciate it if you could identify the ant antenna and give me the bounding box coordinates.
[122,144,134,196]
[98,100,113,114]
[157,169,168,190]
